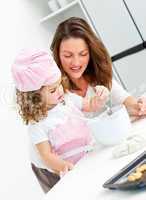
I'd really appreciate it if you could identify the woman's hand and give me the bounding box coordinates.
[82,85,109,112]
[94,85,109,101]
[137,96,146,116]
[124,96,146,117]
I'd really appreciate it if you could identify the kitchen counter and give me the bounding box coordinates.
[44,118,146,200]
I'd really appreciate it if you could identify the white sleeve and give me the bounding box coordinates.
[111,79,130,105]
[28,123,48,145]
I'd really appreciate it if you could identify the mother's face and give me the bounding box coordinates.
[59,37,90,80]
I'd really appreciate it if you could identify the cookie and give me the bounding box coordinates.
[136,164,146,173]
[128,172,142,182]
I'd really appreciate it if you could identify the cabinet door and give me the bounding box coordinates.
[113,50,146,96]
[125,0,146,40]
[44,2,95,46]
[82,0,142,56]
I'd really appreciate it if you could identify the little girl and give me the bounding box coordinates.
[11,49,103,193]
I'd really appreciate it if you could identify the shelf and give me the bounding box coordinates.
[40,0,78,23]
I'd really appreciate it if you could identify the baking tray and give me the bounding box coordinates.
[103,151,146,190]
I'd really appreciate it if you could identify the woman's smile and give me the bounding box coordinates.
[70,66,82,72]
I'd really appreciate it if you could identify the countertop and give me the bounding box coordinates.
[44,118,146,200]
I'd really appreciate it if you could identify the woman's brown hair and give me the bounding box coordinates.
[51,17,112,90]
[16,88,48,125]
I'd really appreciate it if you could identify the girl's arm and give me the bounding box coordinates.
[36,141,73,174]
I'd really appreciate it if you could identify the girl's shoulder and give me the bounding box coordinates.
[28,104,69,134]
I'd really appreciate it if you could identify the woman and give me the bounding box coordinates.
[51,17,146,118]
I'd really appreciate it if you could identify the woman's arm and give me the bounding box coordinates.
[111,80,146,117]
[36,141,73,174]
[123,96,140,116]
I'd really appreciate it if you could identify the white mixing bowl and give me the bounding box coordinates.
[88,105,132,146]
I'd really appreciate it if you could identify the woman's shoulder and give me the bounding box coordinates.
[111,79,128,92]
[111,79,130,104]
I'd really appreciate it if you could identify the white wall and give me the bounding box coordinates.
[82,0,146,94]
[0,1,88,198]
[0,1,49,199]
[83,0,142,55]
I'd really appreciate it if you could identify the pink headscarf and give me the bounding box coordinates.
[11,49,61,92]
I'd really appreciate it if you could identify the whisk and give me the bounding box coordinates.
[105,93,113,115]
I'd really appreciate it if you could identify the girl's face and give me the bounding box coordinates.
[40,79,64,107]
[59,37,90,80]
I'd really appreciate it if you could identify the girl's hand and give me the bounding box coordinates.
[60,161,74,177]
[82,86,109,112]
[62,160,74,171]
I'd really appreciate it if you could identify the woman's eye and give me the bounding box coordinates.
[64,55,72,58]
[81,53,88,56]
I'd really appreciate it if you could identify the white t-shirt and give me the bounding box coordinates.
[28,95,94,171]
[28,100,71,171]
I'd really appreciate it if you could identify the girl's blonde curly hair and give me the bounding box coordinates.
[16,88,48,125]
[16,78,68,125]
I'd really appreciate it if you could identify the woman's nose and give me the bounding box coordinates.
[72,56,80,66]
